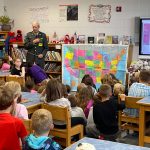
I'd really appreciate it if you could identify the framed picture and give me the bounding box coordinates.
[78,35,85,43]
[88,36,95,44]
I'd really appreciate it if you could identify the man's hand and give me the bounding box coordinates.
[33,38,40,44]
[38,54,43,58]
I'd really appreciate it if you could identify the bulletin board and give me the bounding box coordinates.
[62,44,128,91]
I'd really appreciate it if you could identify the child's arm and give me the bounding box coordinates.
[21,67,25,77]
[117,94,126,110]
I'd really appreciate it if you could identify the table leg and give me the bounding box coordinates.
[139,106,145,146]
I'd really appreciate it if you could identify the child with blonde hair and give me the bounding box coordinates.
[23,109,61,150]
[5,81,28,119]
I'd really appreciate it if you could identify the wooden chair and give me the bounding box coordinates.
[6,76,25,87]
[42,104,83,147]
[23,119,32,134]
[118,96,143,131]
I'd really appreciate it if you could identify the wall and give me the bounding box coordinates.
[4,0,150,60]
[0,0,4,16]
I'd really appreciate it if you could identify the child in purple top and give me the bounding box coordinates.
[28,61,48,84]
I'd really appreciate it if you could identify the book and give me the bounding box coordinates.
[45,51,61,61]
[112,35,119,44]
[105,35,112,44]
[97,33,105,44]
[88,36,95,44]
[122,35,130,45]
[44,62,61,72]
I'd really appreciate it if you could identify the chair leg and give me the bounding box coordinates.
[66,137,71,147]
[79,129,83,139]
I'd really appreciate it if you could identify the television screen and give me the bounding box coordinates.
[139,18,150,55]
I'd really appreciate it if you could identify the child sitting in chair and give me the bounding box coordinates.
[10,57,25,77]
[23,109,62,150]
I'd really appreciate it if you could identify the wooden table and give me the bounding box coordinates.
[21,92,42,115]
[65,137,150,150]
[137,97,150,146]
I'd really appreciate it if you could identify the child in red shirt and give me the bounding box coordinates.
[0,84,27,150]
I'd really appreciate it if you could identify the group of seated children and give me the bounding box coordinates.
[1,55,150,149]
[0,82,62,149]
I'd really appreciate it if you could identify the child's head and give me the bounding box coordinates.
[68,94,77,107]
[101,74,114,86]
[98,84,112,99]
[139,70,150,84]
[66,84,71,94]
[77,83,87,93]
[27,61,34,68]
[78,87,92,109]
[5,81,21,97]
[5,81,22,103]
[62,83,68,98]
[81,74,94,86]
[113,83,125,96]
[31,109,53,136]
[14,58,22,68]
[0,86,16,111]
[109,73,120,84]
[46,79,62,102]
[25,79,35,91]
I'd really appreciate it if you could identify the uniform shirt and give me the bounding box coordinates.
[0,113,27,150]
[124,82,150,117]
[24,31,48,69]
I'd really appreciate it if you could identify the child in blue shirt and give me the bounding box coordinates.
[23,109,62,150]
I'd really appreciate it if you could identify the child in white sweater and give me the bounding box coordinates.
[68,94,86,120]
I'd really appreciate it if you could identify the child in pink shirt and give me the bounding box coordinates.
[5,81,29,120]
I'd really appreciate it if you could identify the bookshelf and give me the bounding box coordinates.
[44,44,62,79]
[0,31,10,58]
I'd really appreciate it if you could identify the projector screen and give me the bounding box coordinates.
[139,18,150,55]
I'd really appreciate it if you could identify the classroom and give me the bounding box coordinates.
[0,0,150,149]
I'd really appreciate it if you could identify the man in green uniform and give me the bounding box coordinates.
[24,21,48,69]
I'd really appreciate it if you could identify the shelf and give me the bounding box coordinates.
[46,72,61,74]
[10,42,24,46]
[45,60,61,62]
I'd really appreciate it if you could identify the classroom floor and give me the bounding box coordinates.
[118,131,150,148]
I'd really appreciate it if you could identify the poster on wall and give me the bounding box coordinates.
[29,6,50,23]
[62,44,128,91]
[59,4,78,22]
[88,4,111,23]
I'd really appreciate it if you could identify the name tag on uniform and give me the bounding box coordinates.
[39,43,43,46]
